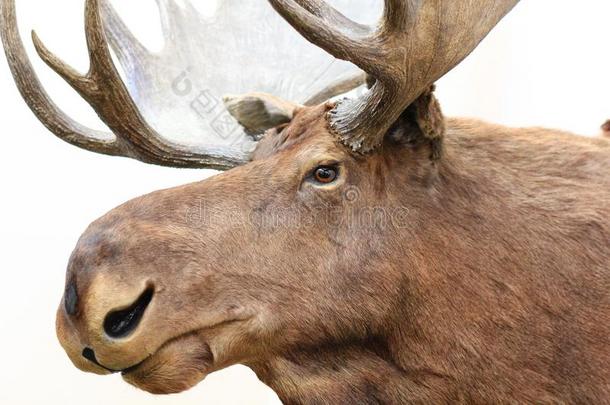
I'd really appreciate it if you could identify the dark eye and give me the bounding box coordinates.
[313,166,338,184]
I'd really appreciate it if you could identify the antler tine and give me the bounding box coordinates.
[99,0,152,70]
[155,0,184,40]
[270,0,521,152]
[267,0,380,76]
[304,72,367,106]
[0,0,121,156]
[289,0,371,37]
[380,0,411,34]
[21,0,244,170]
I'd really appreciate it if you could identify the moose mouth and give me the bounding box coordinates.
[83,327,217,393]
[118,313,253,394]
[81,347,147,374]
[72,290,253,394]
[120,330,216,395]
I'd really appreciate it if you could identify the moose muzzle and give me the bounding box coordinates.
[56,269,157,375]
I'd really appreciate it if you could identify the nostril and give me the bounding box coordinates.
[64,280,79,316]
[103,287,154,339]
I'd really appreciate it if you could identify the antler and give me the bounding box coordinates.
[269,0,520,152]
[1,0,246,169]
[0,0,117,156]
[304,72,367,106]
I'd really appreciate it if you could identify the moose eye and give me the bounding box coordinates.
[313,166,338,184]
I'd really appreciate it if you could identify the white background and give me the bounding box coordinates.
[0,1,608,404]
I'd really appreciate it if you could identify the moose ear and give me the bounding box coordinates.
[223,93,300,136]
[386,85,446,160]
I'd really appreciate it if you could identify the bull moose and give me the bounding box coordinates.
[1,0,609,403]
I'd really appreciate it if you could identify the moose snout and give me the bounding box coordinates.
[56,268,157,375]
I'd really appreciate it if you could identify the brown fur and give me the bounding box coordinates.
[56,102,610,403]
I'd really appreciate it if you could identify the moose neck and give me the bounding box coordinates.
[247,120,609,404]
[250,338,447,405]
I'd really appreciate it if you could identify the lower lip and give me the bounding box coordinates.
[120,358,148,375]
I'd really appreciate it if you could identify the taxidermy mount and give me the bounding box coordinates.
[1,0,608,403]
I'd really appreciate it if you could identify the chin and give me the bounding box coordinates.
[122,333,214,395]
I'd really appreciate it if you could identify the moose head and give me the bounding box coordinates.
[3,0,609,403]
